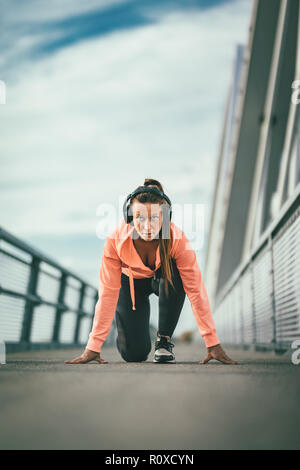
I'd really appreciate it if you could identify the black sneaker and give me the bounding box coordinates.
[153,334,176,363]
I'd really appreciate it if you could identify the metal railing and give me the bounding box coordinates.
[213,186,300,353]
[0,227,117,353]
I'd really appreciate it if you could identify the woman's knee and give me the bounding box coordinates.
[116,338,151,362]
[121,349,150,362]
[123,354,148,362]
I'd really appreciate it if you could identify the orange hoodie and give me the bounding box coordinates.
[86,220,220,353]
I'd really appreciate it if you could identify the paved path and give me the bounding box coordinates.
[0,342,299,449]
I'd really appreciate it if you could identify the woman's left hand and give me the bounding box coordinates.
[200,343,240,365]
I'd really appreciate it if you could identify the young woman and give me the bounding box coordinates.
[65,179,239,365]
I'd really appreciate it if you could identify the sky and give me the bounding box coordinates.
[0,0,253,336]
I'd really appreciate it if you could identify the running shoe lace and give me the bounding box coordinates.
[155,336,174,352]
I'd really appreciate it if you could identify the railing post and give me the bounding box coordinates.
[20,256,40,343]
[88,291,98,341]
[269,235,277,347]
[73,283,86,343]
[52,272,67,343]
[92,290,98,327]
[239,280,244,346]
[0,340,6,364]
[250,262,256,346]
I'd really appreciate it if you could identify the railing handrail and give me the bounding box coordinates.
[0,225,96,289]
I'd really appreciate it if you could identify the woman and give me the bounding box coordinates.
[65,179,239,365]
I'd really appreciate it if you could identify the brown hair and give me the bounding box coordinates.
[130,178,174,296]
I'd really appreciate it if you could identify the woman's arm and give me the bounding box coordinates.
[173,230,239,364]
[64,234,122,364]
[174,230,220,348]
[86,234,122,353]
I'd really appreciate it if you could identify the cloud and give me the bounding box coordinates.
[0,1,234,74]
[0,0,125,22]
[1,0,252,219]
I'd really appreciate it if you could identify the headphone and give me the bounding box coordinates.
[123,186,172,225]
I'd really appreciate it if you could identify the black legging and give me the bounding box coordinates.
[115,258,186,362]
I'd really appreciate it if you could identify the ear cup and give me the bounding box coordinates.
[124,201,134,224]
[127,205,134,225]
[122,198,133,224]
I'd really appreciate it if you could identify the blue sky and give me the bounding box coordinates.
[0,0,253,335]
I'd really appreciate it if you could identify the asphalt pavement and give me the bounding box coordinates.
[0,341,299,450]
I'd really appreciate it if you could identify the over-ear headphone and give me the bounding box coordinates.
[123,187,172,224]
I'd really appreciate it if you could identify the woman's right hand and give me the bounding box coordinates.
[64,348,108,364]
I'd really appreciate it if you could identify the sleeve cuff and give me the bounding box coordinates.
[86,336,104,354]
[202,332,221,348]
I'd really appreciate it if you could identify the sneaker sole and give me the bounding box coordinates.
[153,356,176,363]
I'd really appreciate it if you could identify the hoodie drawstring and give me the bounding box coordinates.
[128,266,136,310]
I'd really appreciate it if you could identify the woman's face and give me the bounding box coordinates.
[131,201,163,241]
